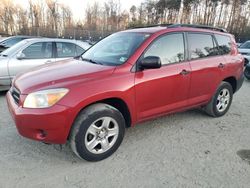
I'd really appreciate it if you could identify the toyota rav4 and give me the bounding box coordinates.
[6,24,244,161]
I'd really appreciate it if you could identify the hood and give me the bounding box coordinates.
[14,58,116,94]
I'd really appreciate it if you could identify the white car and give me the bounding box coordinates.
[238,41,250,65]
[0,38,91,91]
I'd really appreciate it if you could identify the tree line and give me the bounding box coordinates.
[127,0,250,41]
[0,0,73,37]
[0,0,250,41]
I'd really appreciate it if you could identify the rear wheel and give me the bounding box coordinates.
[204,82,233,117]
[69,103,125,161]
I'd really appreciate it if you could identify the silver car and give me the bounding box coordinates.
[238,40,250,65]
[0,38,91,91]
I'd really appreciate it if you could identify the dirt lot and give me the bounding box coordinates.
[0,81,250,188]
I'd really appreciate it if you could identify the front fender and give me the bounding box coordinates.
[57,71,137,134]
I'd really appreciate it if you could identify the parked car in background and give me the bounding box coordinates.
[6,24,244,161]
[0,38,91,91]
[0,36,35,53]
[236,43,242,47]
[238,40,250,65]
[244,63,250,80]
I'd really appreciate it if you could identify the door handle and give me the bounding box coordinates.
[180,69,190,75]
[218,63,225,68]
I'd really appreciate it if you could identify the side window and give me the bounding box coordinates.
[56,42,76,58]
[215,34,232,54]
[22,42,52,59]
[188,33,219,60]
[76,45,85,56]
[144,33,185,65]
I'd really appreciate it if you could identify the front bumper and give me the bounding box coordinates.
[6,91,72,144]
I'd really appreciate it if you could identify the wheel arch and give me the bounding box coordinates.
[223,76,237,93]
[72,97,132,130]
[98,98,132,128]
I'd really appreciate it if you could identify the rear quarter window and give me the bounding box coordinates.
[215,34,232,54]
[56,42,77,58]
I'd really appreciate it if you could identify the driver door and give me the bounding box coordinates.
[8,42,55,79]
[135,33,191,121]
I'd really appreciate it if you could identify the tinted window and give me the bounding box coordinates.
[76,45,85,56]
[215,34,232,54]
[22,42,52,59]
[144,33,185,65]
[56,42,76,58]
[188,33,218,60]
[239,41,250,49]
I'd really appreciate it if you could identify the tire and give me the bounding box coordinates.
[244,58,249,66]
[244,67,250,80]
[69,103,125,161]
[204,81,233,117]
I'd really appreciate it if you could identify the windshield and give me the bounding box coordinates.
[239,41,250,49]
[81,32,151,66]
[1,40,29,56]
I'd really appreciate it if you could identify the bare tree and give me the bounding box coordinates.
[178,0,184,23]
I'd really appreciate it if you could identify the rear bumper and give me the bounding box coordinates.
[6,91,72,144]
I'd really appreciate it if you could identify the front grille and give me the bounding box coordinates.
[10,87,20,105]
[241,53,248,55]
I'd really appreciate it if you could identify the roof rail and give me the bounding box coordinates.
[130,24,173,29]
[168,24,227,33]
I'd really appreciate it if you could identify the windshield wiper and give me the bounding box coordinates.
[81,57,103,65]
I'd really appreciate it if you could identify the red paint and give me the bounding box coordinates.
[6,27,244,144]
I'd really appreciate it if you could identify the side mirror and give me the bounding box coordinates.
[140,56,162,70]
[16,52,26,60]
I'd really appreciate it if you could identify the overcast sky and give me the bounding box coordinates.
[15,0,143,21]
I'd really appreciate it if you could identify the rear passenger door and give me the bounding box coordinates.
[187,33,224,105]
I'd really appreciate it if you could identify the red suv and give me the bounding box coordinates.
[7,24,244,161]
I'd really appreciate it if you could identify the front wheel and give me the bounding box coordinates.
[69,103,125,161]
[204,81,233,117]
[244,67,250,80]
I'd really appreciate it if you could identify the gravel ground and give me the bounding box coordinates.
[0,81,250,188]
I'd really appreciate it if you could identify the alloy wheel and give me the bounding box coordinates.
[216,88,230,112]
[84,117,119,154]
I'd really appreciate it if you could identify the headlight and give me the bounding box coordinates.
[23,88,69,108]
